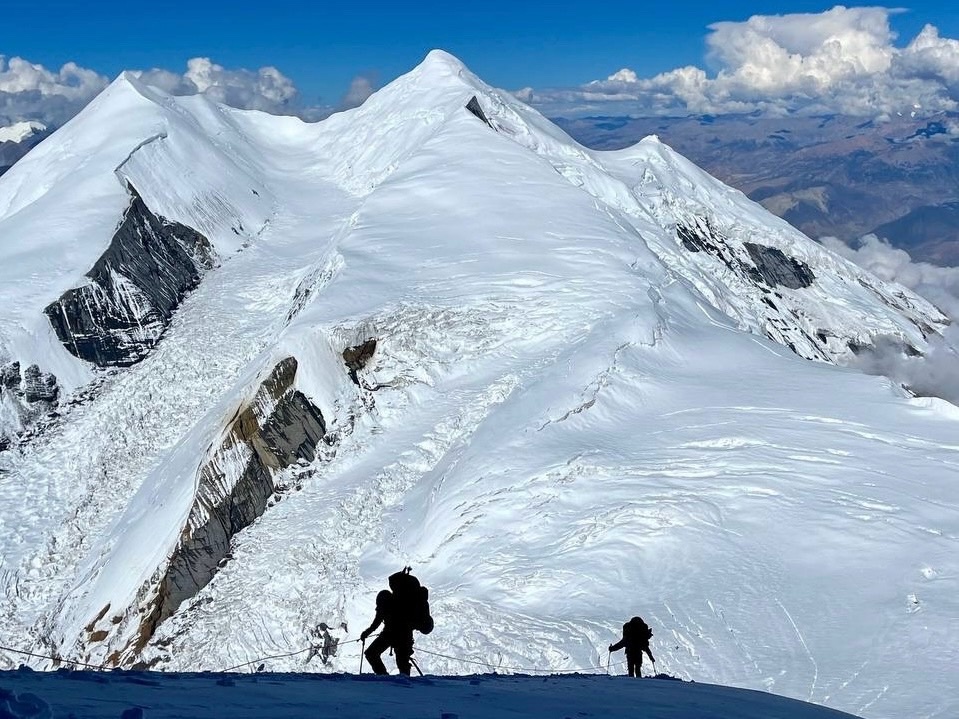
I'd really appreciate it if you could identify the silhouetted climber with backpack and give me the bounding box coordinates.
[609,616,655,677]
[360,567,434,675]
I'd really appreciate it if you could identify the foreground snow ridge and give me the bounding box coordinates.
[0,49,957,719]
[0,671,862,719]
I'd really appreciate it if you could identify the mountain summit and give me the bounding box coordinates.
[0,51,956,719]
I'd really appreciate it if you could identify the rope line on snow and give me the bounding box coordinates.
[0,643,105,670]
[223,646,312,673]
[2,638,633,677]
[223,637,364,673]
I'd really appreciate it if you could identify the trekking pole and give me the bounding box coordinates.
[410,657,424,677]
[359,639,365,674]
[606,652,610,675]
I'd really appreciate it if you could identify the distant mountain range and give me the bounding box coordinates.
[0,121,50,176]
[555,112,959,265]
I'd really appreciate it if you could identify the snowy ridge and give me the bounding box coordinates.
[0,671,865,719]
[0,50,956,719]
[0,73,272,390]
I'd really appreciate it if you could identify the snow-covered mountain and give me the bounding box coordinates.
[0,121,49,177]
[0,51,956,719]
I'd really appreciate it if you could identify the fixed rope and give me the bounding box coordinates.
[223,637,364,673]
[3,638,632,677]
[0,643,106,670]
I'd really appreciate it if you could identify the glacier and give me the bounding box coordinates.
[0,50,956,719]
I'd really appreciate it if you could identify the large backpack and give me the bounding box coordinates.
[388,567,434,635]
[623,616,653,644]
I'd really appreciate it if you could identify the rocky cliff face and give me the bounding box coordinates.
[44,185,214,367]
[98,356,328,662]
[0,361,59,451]
[673,215,940,361]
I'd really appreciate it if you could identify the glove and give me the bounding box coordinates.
[608,644,614,652]
[360,629,371,641]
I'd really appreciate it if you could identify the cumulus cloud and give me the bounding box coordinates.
[528,6,959,118]
[854,327,959,405]
[0,55,108,128]
[1,54,335,134]
[821,234,959,317]
[822,234,959,405]
[340,75,377,109]
[134,58,300,114]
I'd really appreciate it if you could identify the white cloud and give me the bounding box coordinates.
[821,234,959,405]
[340,75,376,110]
[1,54,332,132]
[821,234,959,318]
[134,58,299,114]
[0,55,108,127]
[606,69,638,84]
[898,24,959,90]
[529,6,959,117]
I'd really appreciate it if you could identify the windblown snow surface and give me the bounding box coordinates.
[0,670,862,719]
[0,51,956,719]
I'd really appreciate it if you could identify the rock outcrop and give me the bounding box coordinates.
[744,242,815,289]
[0,361,20,390]
[130,357,326,654]
[44,185,214,367]
[0,361,59,451]
[22,364,59,404]
[466,96,494,129]
[343,339,377,386]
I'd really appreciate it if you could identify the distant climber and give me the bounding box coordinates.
[305,622,340,665]
[609,616,655,677]
[360,567,434,675]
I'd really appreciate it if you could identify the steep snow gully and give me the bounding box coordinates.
[0,51,957,719]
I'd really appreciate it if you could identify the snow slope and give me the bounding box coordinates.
[0,51,956,719]
[0,73,271,389]
[0,671,863,719]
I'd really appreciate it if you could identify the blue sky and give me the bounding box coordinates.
[2,1,958,105]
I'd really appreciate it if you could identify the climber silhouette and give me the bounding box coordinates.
[360,568,433,675]
[609,616,655,677]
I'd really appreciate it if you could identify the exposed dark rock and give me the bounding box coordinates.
[260,391,327,462]
[22,364,59,404]
[677,223,710,252]
[343,339,377,385]
[466,96,493,129]
[148,357,326,636]
[743,242,815,289]
[1,361,20,390]
[44,185,214,367]
[675,219,844,361]
[675,220,740,275]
